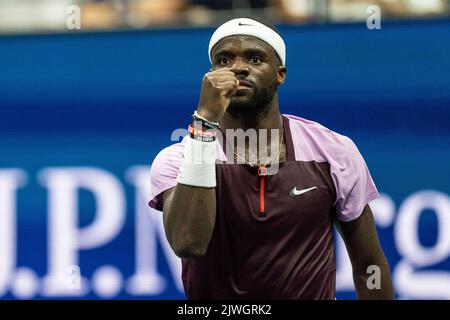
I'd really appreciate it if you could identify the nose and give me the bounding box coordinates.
[230,58,250,76]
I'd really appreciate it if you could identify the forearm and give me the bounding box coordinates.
[337,205,395,299]
[164,184,216,258]
[161,67,237,257]
[353,255,394,299]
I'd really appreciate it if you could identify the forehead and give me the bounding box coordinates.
[211,35,275,57]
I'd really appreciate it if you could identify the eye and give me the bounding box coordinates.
[218,57,231,66]
[249,56,262,64]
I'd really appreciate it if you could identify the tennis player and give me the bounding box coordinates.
[149,17,394,299]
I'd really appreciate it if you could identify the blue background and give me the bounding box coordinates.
[0,19,449,299]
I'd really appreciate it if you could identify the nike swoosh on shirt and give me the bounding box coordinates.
[290,186,317,197]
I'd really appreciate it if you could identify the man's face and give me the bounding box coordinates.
[210,36,286,114]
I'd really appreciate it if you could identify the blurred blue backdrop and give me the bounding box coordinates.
[0,19,449,300]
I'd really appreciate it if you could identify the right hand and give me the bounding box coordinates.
[196,68,239,123]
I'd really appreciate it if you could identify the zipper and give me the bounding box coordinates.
[258,165,268,215]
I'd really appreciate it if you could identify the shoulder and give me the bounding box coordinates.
[284,114,358,162]
[149,137,189,210]
[151,135,226,166]
[150,137,189,180]
[152,137,188,164]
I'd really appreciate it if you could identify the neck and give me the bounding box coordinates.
[218,95,286,166]
[220,95,283,131]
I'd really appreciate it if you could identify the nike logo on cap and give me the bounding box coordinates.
[238,22,253,26]
[290,186,317,198]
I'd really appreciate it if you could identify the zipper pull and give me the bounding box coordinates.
[258,165,268,215]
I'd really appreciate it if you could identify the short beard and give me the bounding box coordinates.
[227,82,277,116]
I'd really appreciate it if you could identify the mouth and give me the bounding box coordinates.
[236,80,253,90]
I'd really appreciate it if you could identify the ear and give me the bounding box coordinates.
[276,66,287,85]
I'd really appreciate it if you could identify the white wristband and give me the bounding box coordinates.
[177,137,217,188]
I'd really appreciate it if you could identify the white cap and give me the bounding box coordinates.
[208,18,286,66]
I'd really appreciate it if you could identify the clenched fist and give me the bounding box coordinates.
[196,68,239,123]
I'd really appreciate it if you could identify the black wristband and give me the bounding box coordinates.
[190,133,216,142]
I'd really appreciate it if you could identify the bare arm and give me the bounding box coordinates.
[161,185,216,258]
[158,68,238,259]
[335,204,395,299]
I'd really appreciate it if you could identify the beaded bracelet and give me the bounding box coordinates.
[192,110,220,130]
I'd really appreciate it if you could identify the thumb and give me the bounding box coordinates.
[224,80,239,98]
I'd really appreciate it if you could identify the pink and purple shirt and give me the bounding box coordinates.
[149,114,379,299]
